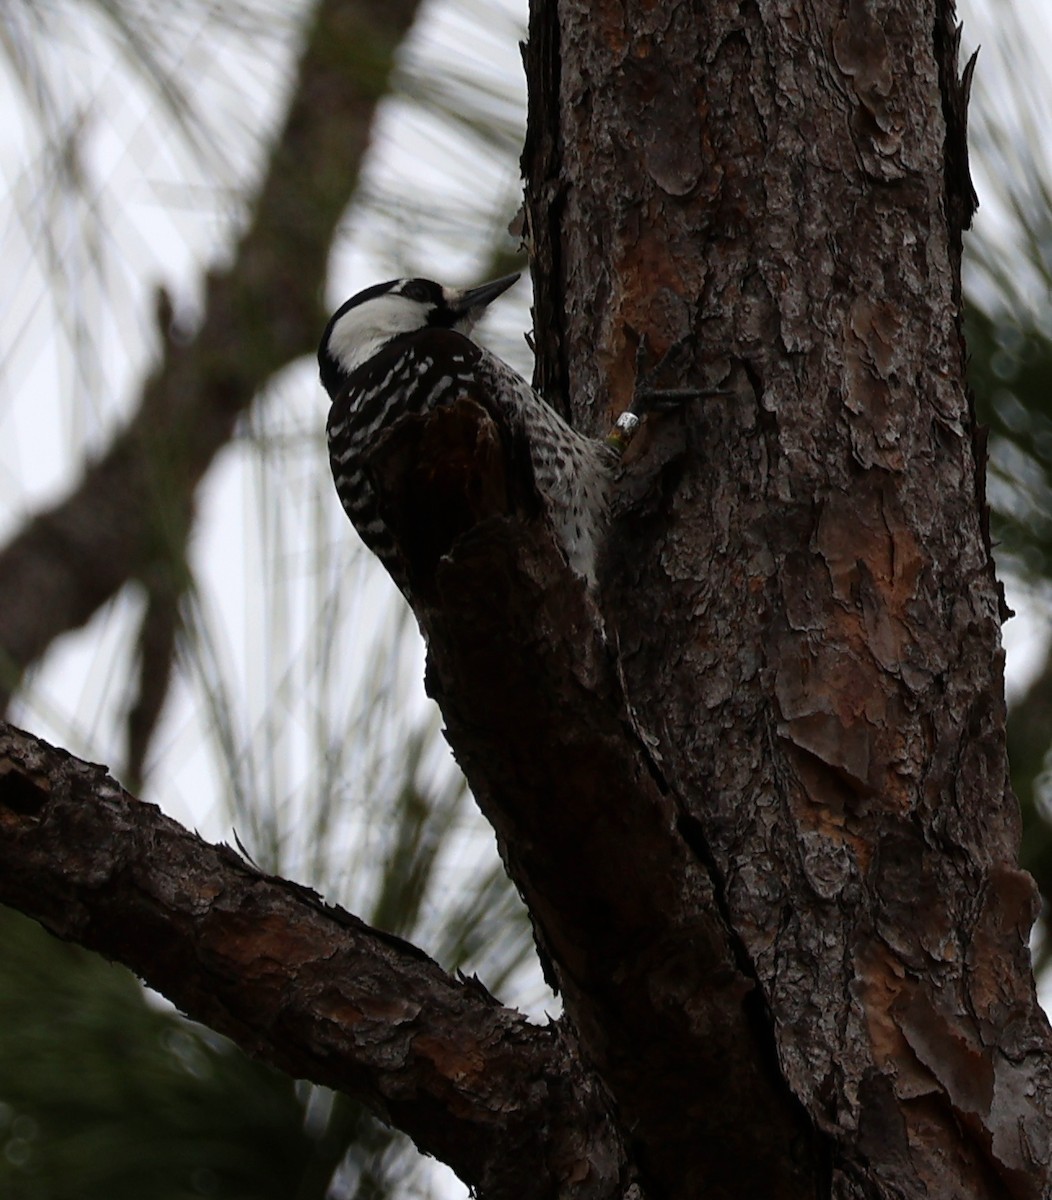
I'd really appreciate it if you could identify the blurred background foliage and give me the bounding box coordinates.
[0,0,1048,1196]
[964,8,1052,968]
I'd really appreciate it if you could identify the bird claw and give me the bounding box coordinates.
[604,384,733,456]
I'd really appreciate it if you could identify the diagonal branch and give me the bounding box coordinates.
[0,0,425,709]
[0,721,626,1200]
[369,407,813,1200]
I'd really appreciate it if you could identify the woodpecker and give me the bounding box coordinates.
[319,273,629,599]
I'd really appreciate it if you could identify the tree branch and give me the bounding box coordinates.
[0,0,424,708]
[0,722,625,1200]
[518,0,1052,1194]
[369,407,813,1200]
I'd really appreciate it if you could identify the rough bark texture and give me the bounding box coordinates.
[0,723,625,1200]
[369,406,815,1200]
[2,0,1051,1198]
[520,0,1052,1196]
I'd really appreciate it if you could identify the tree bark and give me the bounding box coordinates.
[0,723,626,1200]
[521,0,1052,1195]
[2,0,1051,1198]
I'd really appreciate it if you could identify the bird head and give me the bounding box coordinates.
[318,273,520,399]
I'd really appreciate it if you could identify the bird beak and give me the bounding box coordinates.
[448,272,521,318]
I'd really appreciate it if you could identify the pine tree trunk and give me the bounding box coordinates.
[2,0,1051,1197]
[520,0,1052,1195]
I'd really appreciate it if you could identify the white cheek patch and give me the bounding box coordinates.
[328,294,430,374]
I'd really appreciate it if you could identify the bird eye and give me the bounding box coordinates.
[402,280,431,302]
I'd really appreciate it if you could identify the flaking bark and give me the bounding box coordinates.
[370,405,815,1198]
[2,0,1051,1197]
[0,723,625,1200]
[522,0,1052,1195]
